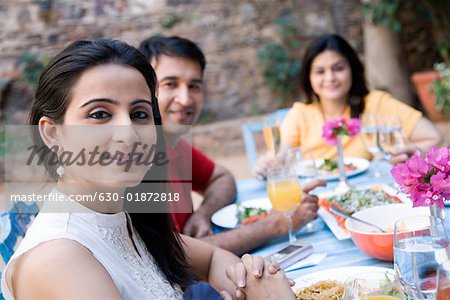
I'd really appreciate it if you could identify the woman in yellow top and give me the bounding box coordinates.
[255,34,444,176]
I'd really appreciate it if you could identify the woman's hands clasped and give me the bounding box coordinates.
[221,254,296,300]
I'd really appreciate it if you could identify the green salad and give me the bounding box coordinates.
[239,207,268,225]
[326,189,401,214]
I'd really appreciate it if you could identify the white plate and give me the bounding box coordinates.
[318,184,410,240]
[211,197,323,233]
[312,157,370,181]
[211,198,272,229]
[293,266,393,289]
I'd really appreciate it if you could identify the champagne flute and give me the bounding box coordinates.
[360,113,383,177]
[267,166,302,243]
[394,216,450,299]
[263,116,281,155]
[343,270,405,300]
[284,147,318,183]
[378,115,406,159]
[437,260,450,300]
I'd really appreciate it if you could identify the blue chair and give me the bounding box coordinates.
[0,201,38,299]
[241,108,290,170]
[0,212,22,300]
[0,213,21,263]
[13,201,38,231]
[0,201,38,263]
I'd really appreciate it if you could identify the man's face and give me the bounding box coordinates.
[152,55,204,136]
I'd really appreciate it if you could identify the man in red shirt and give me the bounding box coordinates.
[138,36,322,255]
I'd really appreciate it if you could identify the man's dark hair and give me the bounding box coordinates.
[138,35,206,73]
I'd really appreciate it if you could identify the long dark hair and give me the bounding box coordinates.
[300,34,369,118]
[28,39,193,288]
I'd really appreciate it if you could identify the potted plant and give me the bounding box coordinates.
[410,0,450,121]
[412,63,449,122]
[429,63,450,118]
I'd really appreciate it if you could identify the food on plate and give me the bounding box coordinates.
[295,280,344,300]
[240,207,268,225]
[320,187,402,229]
[318,158,357,174]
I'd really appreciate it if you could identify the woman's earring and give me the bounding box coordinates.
[56,165,65,178]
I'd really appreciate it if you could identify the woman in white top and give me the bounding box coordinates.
[1,39,294,299]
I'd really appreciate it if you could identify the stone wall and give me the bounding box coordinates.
[0,0,363,122]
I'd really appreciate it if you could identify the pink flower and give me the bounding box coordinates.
[426,147,450,173]
[391,146,450,208]
[322,117,361,145]
[346,118,361,137]
[430,172,450,198]
[391,163,421,194]
[405,151,431,179]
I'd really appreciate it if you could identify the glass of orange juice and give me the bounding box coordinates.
[267,166,302,243]
[263,116,281,155]
[343,271,405,300]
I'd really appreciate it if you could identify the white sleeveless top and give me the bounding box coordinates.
[1,190,183,300]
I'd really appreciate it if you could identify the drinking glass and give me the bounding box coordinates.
[378,115,406,159]
[262,116,281,155]
[343,270,405,299]
[360,113,383,177]
[284,147,318,183]
[394,215,450,299]
[267,166,302,243]
[437,260,450,300]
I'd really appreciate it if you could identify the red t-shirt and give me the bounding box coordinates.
[167,139,215,232]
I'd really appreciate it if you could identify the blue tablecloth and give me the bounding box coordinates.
[186,161,450,299]
[234,161,450,280]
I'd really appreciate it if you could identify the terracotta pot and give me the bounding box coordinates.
[411,70,447,122]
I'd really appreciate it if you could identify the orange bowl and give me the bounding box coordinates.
[345,203,430,261]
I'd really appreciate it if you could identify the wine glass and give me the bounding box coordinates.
[360,113,383,178]
[343,270,405,299]
[284,147,318,184]
[267,166,302,243]
[437,260,450,300]
[394,215,450,299]
[262,115,281,155]
[378,115,406,159]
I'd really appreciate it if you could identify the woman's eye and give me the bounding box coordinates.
[131,111,149,120]
[88,111,111,119]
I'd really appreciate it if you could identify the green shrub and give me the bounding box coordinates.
[430,63,450,115]
[16,51,49,91]
[257,15,301,104]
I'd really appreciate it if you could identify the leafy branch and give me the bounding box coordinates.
[257,15,301,104]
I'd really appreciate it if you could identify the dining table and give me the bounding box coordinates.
[183,159,450,299]
[225,160,450,282]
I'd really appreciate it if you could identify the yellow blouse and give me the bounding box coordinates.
[280,90,423,159]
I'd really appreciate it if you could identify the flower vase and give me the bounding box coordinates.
[335,136,354,194]
[430,203,446,221]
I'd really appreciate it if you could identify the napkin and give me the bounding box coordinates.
[284,253,327,272]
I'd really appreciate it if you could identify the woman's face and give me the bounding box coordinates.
[309,50,352,104]
[51,63,157,188]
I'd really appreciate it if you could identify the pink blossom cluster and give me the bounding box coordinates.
[322,117,361,145]
[391,147,450,208]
